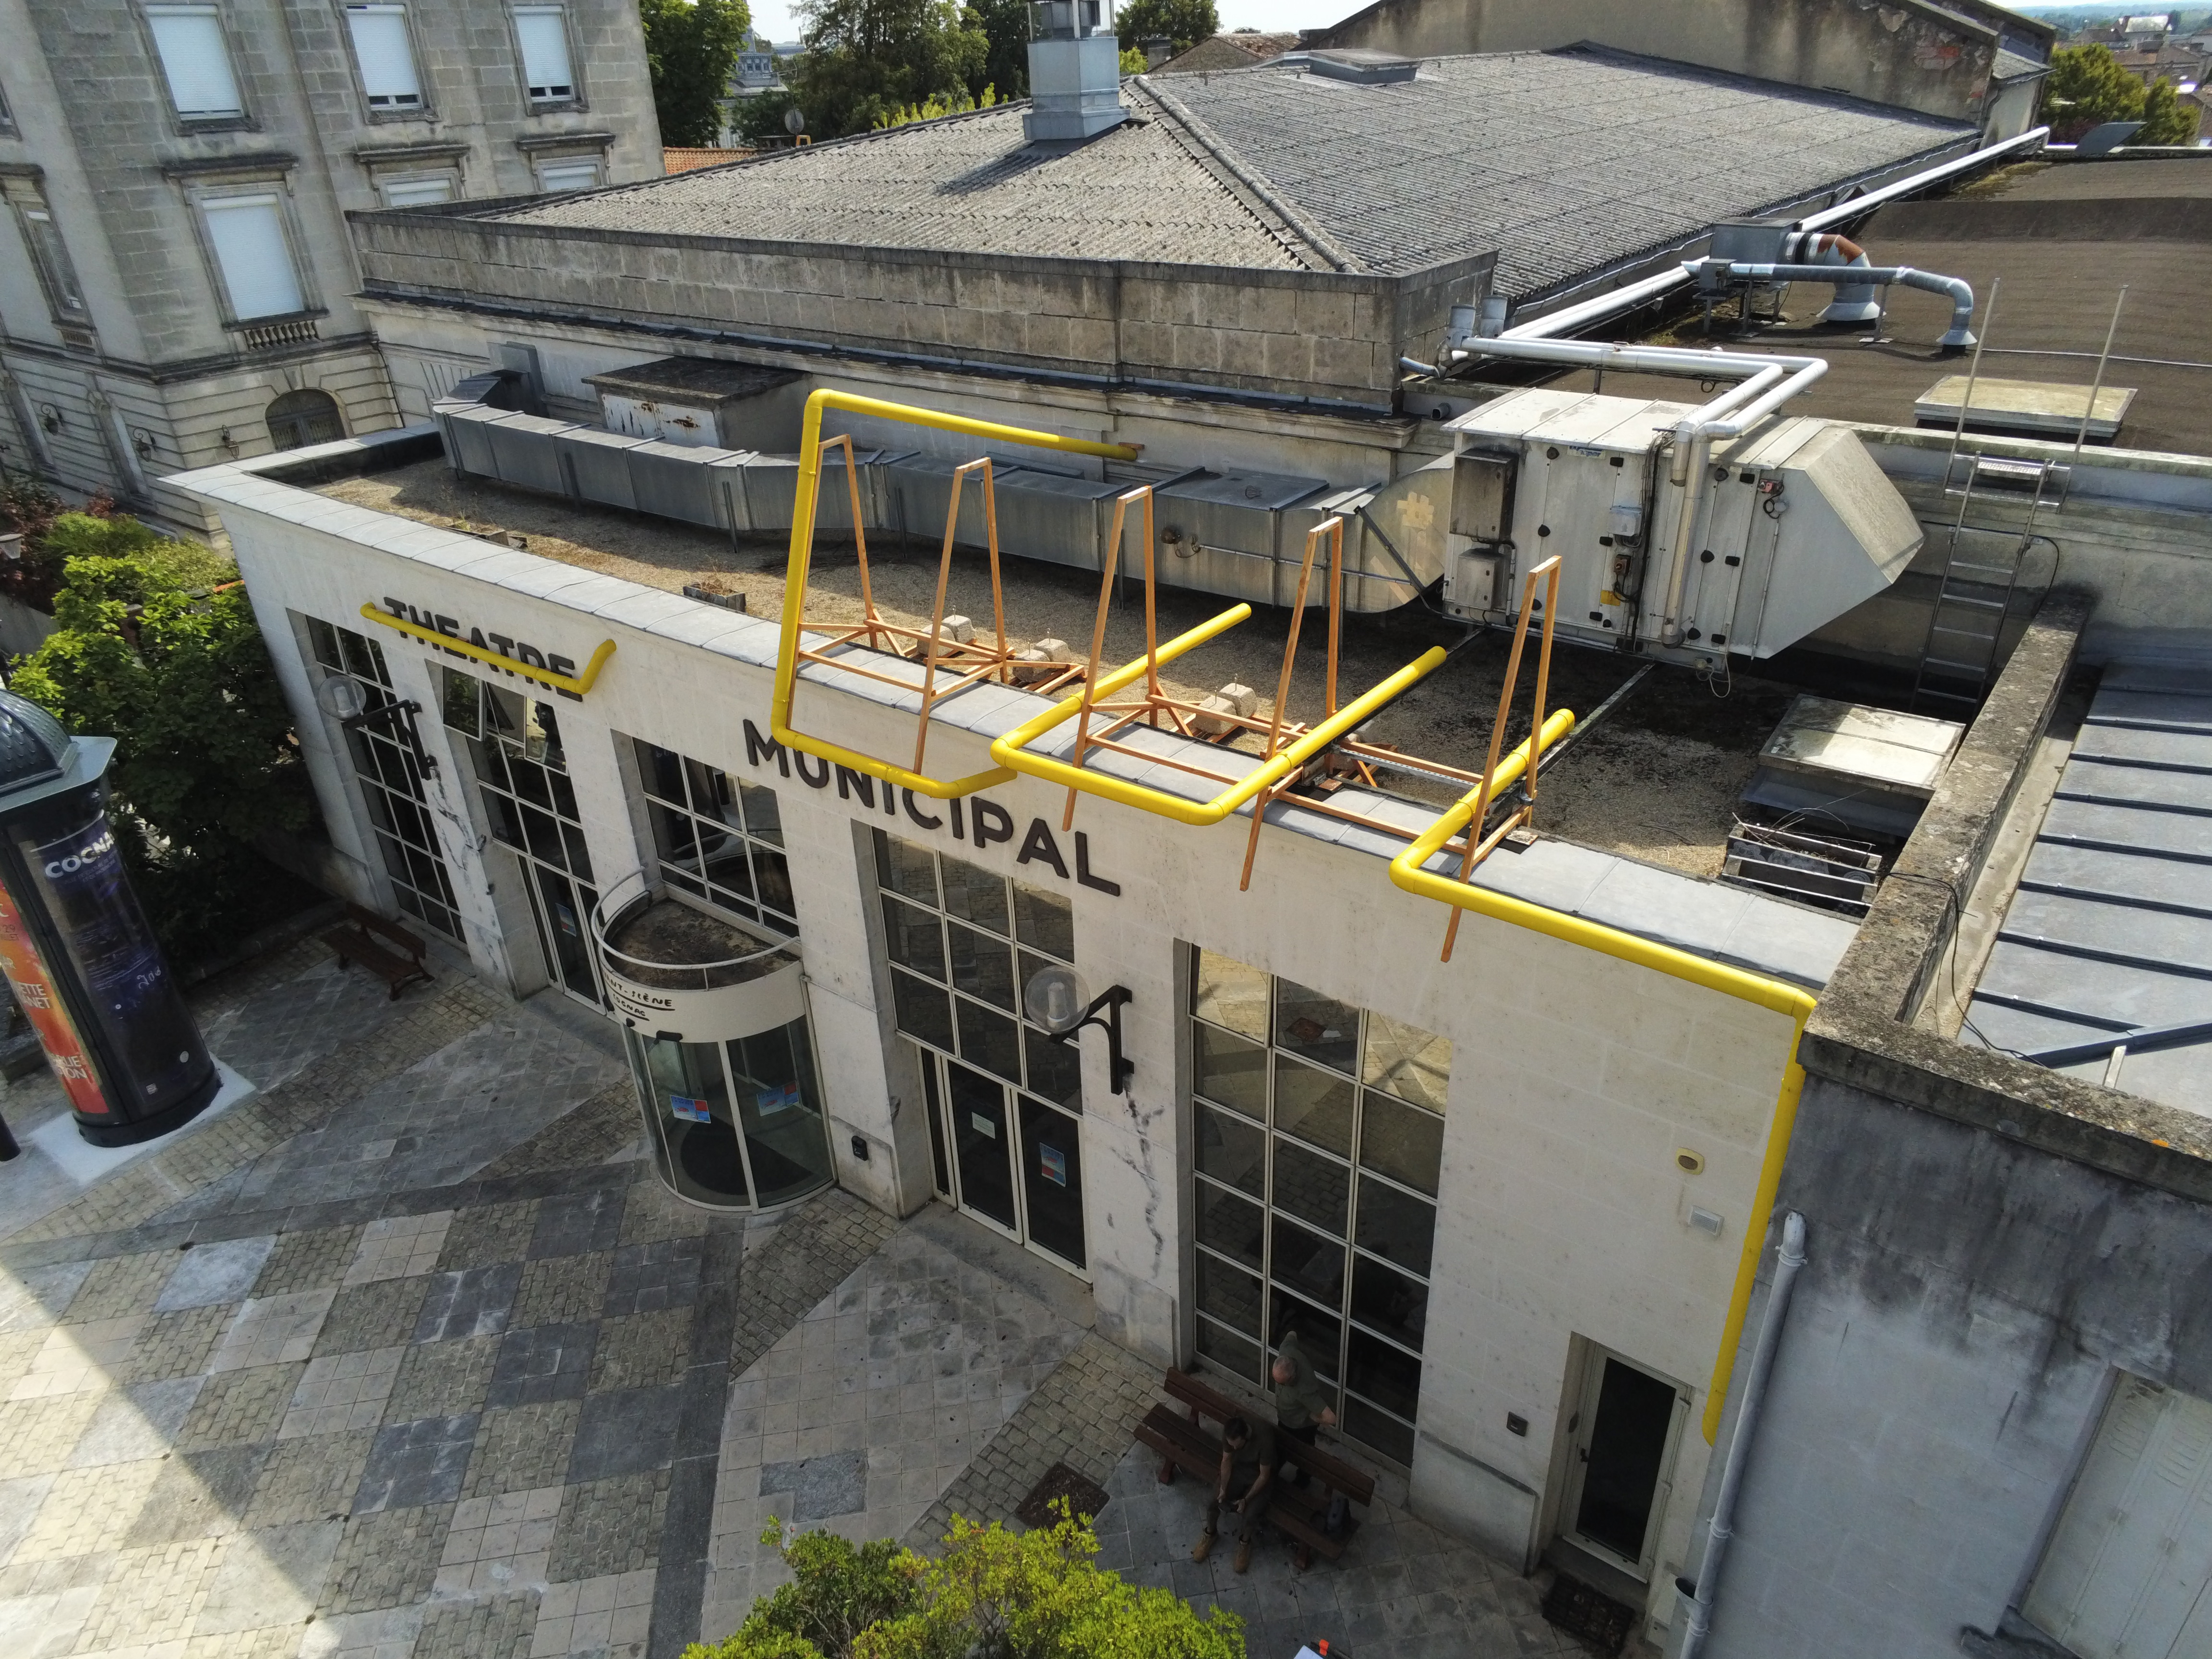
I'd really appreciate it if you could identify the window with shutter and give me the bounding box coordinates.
[346,6,422,111]
[201,195,304,320]
[19,207,88,321]
[381,174,456,207]
[535,158,599,192]
[145,6,244,118]
[514,7,576,102]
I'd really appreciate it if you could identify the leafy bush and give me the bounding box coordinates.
[686,1507,1244,1659]
[9,514,317,964]
[0,480,118,611]
[872,83,997,130]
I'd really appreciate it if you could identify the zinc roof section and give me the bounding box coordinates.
[1154,47,1976,295]
[485,100,1318,271]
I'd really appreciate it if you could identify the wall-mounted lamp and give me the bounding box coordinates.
[36,404,61,434]
[130,428,160,459]
[1024,964,1133,1094]
[314,674,437,777]
[217,427,239,458]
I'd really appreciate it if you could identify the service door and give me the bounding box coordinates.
[2025,1374,2212,1659]
[1560,1344,1691,1581]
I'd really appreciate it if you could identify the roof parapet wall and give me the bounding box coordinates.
[1802,587,2212,1202]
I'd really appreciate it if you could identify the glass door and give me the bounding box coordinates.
[947,1059,1019,1234]
[1562,1346,1691,1580]
[913,1043,1088,1273]
[625,1013,835,1212]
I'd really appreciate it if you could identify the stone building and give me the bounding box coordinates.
[0,0,663,530]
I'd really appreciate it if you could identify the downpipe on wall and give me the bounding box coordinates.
[1675,1211,1809,1659]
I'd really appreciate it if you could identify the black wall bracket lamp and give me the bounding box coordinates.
[315,674,437,777]
[1024,965,1133,1094]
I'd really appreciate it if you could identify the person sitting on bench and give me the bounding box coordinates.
[1191,1415,1274,1574]
[1273,1331,1336,1487]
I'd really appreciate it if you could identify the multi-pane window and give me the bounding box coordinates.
[379,174,455,207]
[442,670,601,1002]
[513,5,576,102]
[345,5,423,111]
[1187,947,1451,1467]
[533,157,600,192]
[306,618,461,940]
[631,739,793,935]
[145,5,244,119]
[200,194,304,320]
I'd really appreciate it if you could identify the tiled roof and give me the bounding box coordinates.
[484,48,1974,296]
[491,103,1320,271]
[1994,48,2052,81]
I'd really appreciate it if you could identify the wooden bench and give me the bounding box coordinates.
[1134,1368,1377,1570]
[322,902,433,999]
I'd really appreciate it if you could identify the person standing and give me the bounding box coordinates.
[1192,1415,1275,1574]
[1272,1330,1336,1485]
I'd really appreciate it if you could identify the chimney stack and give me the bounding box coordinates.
[1024,0,1127,144]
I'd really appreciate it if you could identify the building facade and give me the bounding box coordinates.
[0,0,661,529]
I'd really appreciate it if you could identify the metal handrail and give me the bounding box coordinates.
[589,870,794,995]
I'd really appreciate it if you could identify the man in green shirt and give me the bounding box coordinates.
[1192,1415,1274,1574]
[1272,1331,1336,1486]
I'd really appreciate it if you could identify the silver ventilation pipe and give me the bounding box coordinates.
[1445,337,1828,641]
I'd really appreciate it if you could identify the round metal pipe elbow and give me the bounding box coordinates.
[1894,267,1978,347]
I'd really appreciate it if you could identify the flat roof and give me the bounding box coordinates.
[480,47,1975,295]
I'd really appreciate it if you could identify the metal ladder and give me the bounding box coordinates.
[1909,453,2059,715]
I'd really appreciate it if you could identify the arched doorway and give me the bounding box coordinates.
[265,388,344,451]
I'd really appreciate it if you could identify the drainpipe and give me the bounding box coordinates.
[1446,337,1828,641]
[1676,1212,1808,1659]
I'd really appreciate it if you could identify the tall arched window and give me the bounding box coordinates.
[265,388,343,451]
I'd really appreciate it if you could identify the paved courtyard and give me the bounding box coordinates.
[0,938,1617,1659]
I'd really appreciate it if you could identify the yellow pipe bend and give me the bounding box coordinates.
[361,605,616,697]
[769,388,1142,800]
[1388,716,1815,1445]
[993,641,1450,827]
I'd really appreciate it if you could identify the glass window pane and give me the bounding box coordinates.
[1193,1024,1265,1120]
[648,800,699,872]
[1194,1102,1264,1197]
[307,616,343,671]
[948,922,1015,1010]
[1195,1318,1264,1387]
[484,683,527,739]
[752,849,794,923]
[1360,1090,1444,1198]
[1196,1252,1262,1338]
[1272,1214,1346,1308]
[440,668,480,735]
[939,855,1008,935]
[1022,1024,1081,1111]
[1274,1053,1355,1157]
[874,830,938,906]
[641,1034,749,1206]
[916,1044,950,1198]
[685,757,731,821]
[339,626,386,684]
[1354,1176,1435,1279]
[521,803,565,865]
[510,756,553,808]
[561,820,594,881]
[1346,1327,1422,1419]
[1194,1179,1264,1272]
[891,970,953,1051]
[529,701,567,769]
[1276,978,1360,1076]
[1017,1094,1085,1270]
[699,827,754,899]
[550,768,580,821]
[636,737,685,803]
[1343,1395,1415,1467]
[1272,1140,1349,1236]
[739,781,782,846]
[1192,949,1268,1038]
[1364,1010,1452,1114]
[1012,883,1073,960]
[882,897,946,979]
[1351,1257,1428,1353]
[1269,1289,1341,1383]
[729,1017,835,1208]
[956,996,1022,1084]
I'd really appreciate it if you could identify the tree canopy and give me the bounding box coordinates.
[2044,43,2146,139]
[968,0,1032,100]
[2137,77,2203,146]
[685,1506,1245,1659]
[789,0,989,139]
[1115,0,1218,58]
[642,0,754,146]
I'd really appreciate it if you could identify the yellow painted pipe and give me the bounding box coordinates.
[770,388,1142,800]
[1388,735,1815,1444]
[361,604,617,697]
[994,641,1450,827]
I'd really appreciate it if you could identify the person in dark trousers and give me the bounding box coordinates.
[1273,1330,1336,1486]
[1192,1415,1274,1574]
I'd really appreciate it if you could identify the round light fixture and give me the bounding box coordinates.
[315,675,367,721]
[1022,963,1090,1035]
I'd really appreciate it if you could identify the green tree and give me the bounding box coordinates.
[967,0,1030,100]
[788,0,988,139]
[2043,43,2146,140]
[733,88,802,144]
[1115,0,1217,58]
[2138,77,2203,145]
[10,515,314,962]
[684,1507,1244,1659]
[642,0,754,146]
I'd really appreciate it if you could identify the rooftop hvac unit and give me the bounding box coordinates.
[1438,390,1923,669]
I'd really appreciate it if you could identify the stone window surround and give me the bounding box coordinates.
[516,129,614,192]
[356,139,470,204]
[0,73,15,136]
[134,0,260,137]
[0,165,94,333]
[161,153,325,331]
[334,0,438,126]
[507,2,589,115]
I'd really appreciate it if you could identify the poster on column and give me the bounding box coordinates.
[0,877,109,1118]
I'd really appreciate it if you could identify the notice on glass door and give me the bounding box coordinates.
[972,1112,997,1139]
[670,1094,713,1123]
[757,1081,802,1117]
[1039,1143,1067,1187]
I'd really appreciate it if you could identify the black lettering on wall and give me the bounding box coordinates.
[835,767,876,809]
[744,720,792,778]
[1076,832,1121,896]
[488,633,515,658]
[470,627,490,651]
[433,613,460,639]
[902,789,943,830]
[950,798,964,841]
[516,643,549,669]
[794,750,831,788]
[547,655,581,701]
[972,800,1014,850]
[1016,818,1070,879]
